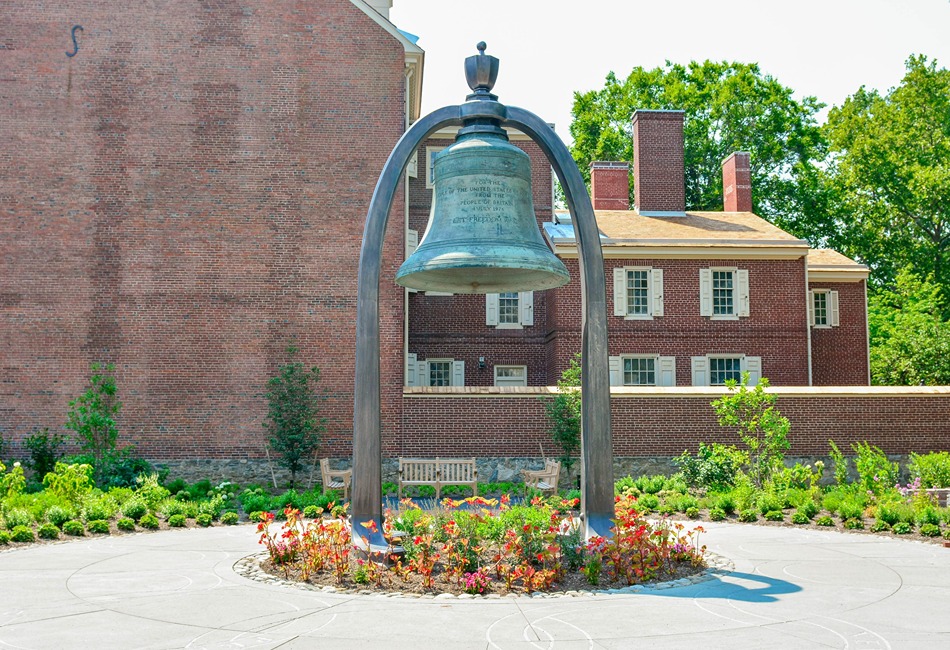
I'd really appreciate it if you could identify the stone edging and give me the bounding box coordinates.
[233,550,735,599]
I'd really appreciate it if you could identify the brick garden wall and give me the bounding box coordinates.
[399,387,950,460]
[0,0,408,460]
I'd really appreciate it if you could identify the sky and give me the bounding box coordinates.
[389,0,950,144]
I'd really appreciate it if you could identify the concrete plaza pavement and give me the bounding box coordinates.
[0,521,948,649]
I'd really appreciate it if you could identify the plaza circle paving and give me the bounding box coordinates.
[0,520,948,649]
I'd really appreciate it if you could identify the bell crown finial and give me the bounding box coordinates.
[465,41,499,99]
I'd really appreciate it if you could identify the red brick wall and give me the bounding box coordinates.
[1,0,408,459]
[400,388,950,459]
[632,110,685,214]
[810,281,869,385]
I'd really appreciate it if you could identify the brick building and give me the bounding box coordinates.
[3,1,909,482]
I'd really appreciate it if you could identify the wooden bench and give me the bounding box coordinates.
[320,458,352,502]
[522,459,561,495]
[397,457,478,501]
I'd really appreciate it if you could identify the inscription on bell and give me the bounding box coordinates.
[438,175,522,226]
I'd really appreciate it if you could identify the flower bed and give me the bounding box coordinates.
[256,495,707,596]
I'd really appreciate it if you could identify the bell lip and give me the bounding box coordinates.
[395,263,570,294]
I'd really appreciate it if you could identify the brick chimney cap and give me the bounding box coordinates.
[722,151,752,166]
[590,161,630,169]
[632,109,685,119]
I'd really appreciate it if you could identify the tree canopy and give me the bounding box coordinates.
[569,60,825,229]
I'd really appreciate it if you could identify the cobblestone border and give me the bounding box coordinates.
[233,550,735,599]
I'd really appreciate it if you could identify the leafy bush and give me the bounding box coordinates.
[0,531,10,544]
[158,498,185,519]
[545,353,581,480]
[852,441,899,495]
[919,523,941,537]
[828,440,850,486]
[43,463,95,503]
[197,495,225,520]
[709,507,726,521]
[164,478,188,495]
[221,511,240,525]
[713,492,736,515]
[195,513,212,527]
[24,428,66,480]
[870,520,891,533]
[915,506,941,526]
[11,525,35,542]
[45,504,75,528]
[892,521,913,534]
[674,443,746,490]
[815,515,834,526]
[248,511,265,522]
[63,520,85,536]
[240,488,272,515]
[168,514,186,528]
[876,502,902,526]
[302,505,322,518]
[87,519,110,534]
[844,518,864,529]
[116,517,135,531]
[106,486,136,506]
[37,523,60,539]
[837,498,866,521]
[636,493,659,511]
[64,363,121,483]
[791,511,811,524]
[738,509,758,522]
[0,460,26,498]
[712,375,790,488]
[756,493,784,516]
[614,475,638,495]
[943,528,950,540]
[139,513,160,530]
[821,489,846,515]
[685,506,700,519]
[797,500,819,520]
[909,452,950,489]
[82,496,118,522]
[135,474,170,509]
[3,508,33,530]
[121,498,148,521]
[634,474,668,495]
[764,510,785,521]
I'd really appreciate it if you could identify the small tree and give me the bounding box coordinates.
[545,353,581,482]
[65,363,121,482]
[23,428,66,480]
[711,374,790,488]
[265,346,326,488]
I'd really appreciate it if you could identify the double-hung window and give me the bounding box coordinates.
[690,355,761,386]
[486,292,533,327]
[809,290,839,327]
[613,267,664,318]
[700,268,749,318]
[608,355,676,386]
[405,354,465,387]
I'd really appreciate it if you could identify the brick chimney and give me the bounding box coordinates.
[631,109,685,216]
[722,151,752,212]
[590,161,630,210]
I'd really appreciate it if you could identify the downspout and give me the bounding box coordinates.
[864,279,870,385]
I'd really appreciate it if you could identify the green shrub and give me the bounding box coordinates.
[634,474,668,495]
[828,440,850,486]
[116,517,135,531]
[0,531,10,544]
[221,511,240,525]
[189,479,213,500]
[164,478,188,495]
[919,523,941,537]
[158,498,185,519]
[764,510,785,522]
[248,510,265,522]
[798,499,819,520]
[106,486,136,505]
[82,496,118,522]
[135,473,171,509]
[675,443,746,490]
[791,511,810,524]
[139,513,159,530]
[45,504,75,528]
[738,509,758,522]
[685,506,700,519]
[168,514,186,528]
[837,498,865,521]
[915,506,941,527]
[4,508,33,530]
[756,493,784,515]
[908,451,950,488]
[302,505,322,518]
[195,513,212,527]
[37,523,60,539]
[175,490,191,501]
[815,515,834,527]
[241,493,272,515]
[121,498,148,521]
[636,493,659,511]
[844,518,864,530]
[821,489,846,515]
[87,519,110,534]
[614,475,637,495]
[709,507,726,521]
[876,502,902,526]
[24,428,66,480]
[852,441,899,495]
[943,528,950,540]
[658,502,676,516]
[63,520,85,536]
[714,493,736,515]
[870,520,891,533]
[11,525,34,542]
[197,495,225,520]
[892,521,913,534]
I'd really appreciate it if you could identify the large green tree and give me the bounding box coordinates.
[824,55,950,297]
[569,60,826,230]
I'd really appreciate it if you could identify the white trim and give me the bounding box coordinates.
[406,353,418,387]
[651,268,664,317]
[737,269,750,317]
[452,360,465,387]
[692,354,762,386]
[830,290,840,327]
[425,146,446,189]
[493,365,528,387]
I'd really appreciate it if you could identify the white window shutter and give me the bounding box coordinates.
[485,294,499,326]
[745,356,762,386]
[830,291,840,326]
[808,290,815,326]
[691,356,709,386]
[658,356,676,386]
[406,353,417,387]
[613,267,627,316]
[651,268,664,316]
[699,269,712,316]
[417,361,428,387]
[406,151,419,178]
[452,360,465,387]
[406,229,418,257]
[737,269,750,317]
[608,356,622,386]
[520,291,534,326]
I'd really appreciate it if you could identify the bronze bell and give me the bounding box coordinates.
[395,129,570,294]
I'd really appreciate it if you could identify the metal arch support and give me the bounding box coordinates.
[353,101,614,550]
[504,107,614,538]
